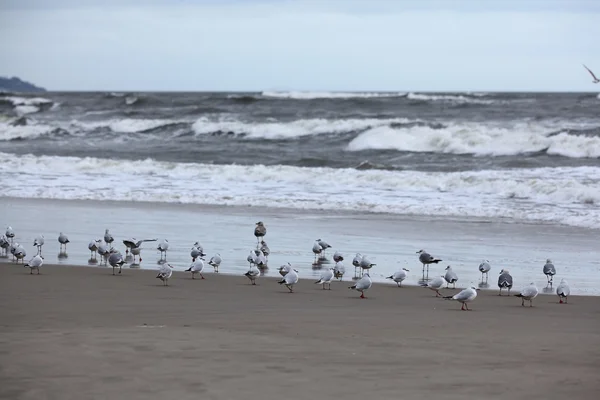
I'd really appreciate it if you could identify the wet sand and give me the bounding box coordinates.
[1,262,599,400]
[2,197,600,295]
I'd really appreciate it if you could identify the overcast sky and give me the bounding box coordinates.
[1,0,599,91]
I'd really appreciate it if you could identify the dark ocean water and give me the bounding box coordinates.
[1,91,599,229]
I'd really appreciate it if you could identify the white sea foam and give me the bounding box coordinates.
[1,152,598,229]
[14,105,40,115]
[406,92,496,104]
[1,96,53,106]
[261,91,407,99]
[0,121,56,140]
[191,117,411,139]
[347,123,600,158]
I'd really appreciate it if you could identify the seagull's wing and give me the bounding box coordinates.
[583,64,599,80]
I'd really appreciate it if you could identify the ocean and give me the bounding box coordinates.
[1,91,599,229]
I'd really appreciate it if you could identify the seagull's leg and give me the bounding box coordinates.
[521,298,525,307]
[465,303,470,311]
[201,273,205,280]
[530,300,533,307]
[498,288,502,296]
[30,269,33,275]
[119,265,122,274]
[461,303,465,311]
[112,266,115,275]
[453,282,456,289]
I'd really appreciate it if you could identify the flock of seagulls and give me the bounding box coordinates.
[1,222,574,309]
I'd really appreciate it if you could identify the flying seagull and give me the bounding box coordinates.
[583,64,599,83]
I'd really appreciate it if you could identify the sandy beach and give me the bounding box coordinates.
[1,262,599,400]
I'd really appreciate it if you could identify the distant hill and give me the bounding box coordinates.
[0,76,46,93]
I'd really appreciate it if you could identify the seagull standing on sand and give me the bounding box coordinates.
[245,264,261,285]
[209,253,222,273]
[478,260,491,282]
[315,267,334,290]
[24,254,43,274]
[349,272,372,298]
[556,279,570,304]
[352,253,363,276]
[444,265,458,288]
[185,259,205,279]
[97,243,111,265]
[583,64,600,83]
[444,286,479,311]
[157,239,169,261]
[333,251,344,263]
[33,235,44,256]
[108,252,125,275]
[278,262,298,277]
[515,282,539,307]
[421,275,445,297]
[247,250,258,267]
[278,267,299,293]
[416,249,442,275]
[254,221,266,247]
[312,241,323,263]
[497,269,513,296]
[5,226,15,243]
[387,268,409,287]
[14,245,26,263]
[156,263,174,286]
[543,259,556,285]
[333,261,345,280]
[58,232,70,252]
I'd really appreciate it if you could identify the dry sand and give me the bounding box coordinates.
[1,262,599,400]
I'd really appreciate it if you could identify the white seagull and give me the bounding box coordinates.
[386,268,409,287]
[348,272,372,299]
[58,232,70,252]
[156,263,174,286]
[556,279,570,304]
[515,282,539,307]
[315,267,334,290]
[208,253,222,273]
[277,266,299,292]
[421,275,445,297]
[24,254,44,274]
[33,235,45,256]
[244,264,261,285]
[444,285,479,311]
[478,260,491,281]
[444,265,458,288]
[185,259,205,279]
[333,261,345,280]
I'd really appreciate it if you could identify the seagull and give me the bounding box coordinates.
[315,267,334,290]
[444,265,458,288]
[583,64,600,83]
[255,250,267,269]
[97,242,111,265]
[478,260,491,282]
[254,221,266,247]
[24,254,44,274]
[333,251,344,263]
[244,264,261,285]
[108,252,125,275]
[58,232,70,252]
[190,244,205,261]
[259,241,270,261]
[312,241,322,263]
[0,234,9,256]
[349,272,372,298]
[157,239,169,261]
[333,261,345,280]
[278,267,299,292]
[156,263,174,286]
[416,249,442,275]
[103,229,114,247]
[543,259,556,285]
[208,253,222,273]
[185,259,205,279]
[33,235,44,256]
[9,242,20,261]
[316,239,331,257]
[278,262,298,277]
[421,275,445,297]
[247,250,258,267]
[515,282,539,307]
[444,285,479,311]
[359,255,376,275]
[14,245,26,263]
[352,253,363,276]
[123,238,157,263]
[497,269,513,296]
[88,239,101,259]
[556,279,570,304]
[5,226,15,243]
[386,268,409,287]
